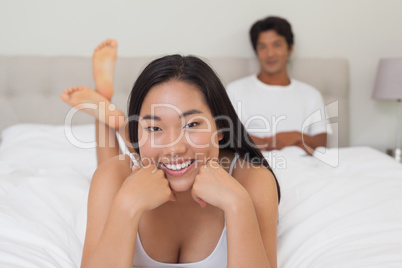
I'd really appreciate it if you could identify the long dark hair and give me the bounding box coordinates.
[127,55,280,202]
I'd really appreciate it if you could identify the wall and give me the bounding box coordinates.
[1,0,402,152]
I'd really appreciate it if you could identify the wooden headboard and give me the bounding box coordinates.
[0,56,349,147]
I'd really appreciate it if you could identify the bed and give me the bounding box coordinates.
[0,55,401,267]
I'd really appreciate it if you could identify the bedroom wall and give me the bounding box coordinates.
[1,0,402,153]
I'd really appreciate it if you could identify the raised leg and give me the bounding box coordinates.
[60,86,131,163]
[92,39,118,100]
[61,39,135,166]
[60,86,125,129]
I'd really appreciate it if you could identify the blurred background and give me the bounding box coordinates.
[1,0,401,153]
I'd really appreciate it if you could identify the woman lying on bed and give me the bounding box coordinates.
[61,39,280,268]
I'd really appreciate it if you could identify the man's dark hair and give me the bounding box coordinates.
[249,16,294,53]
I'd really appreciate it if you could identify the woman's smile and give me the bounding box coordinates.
[159,159,195,177]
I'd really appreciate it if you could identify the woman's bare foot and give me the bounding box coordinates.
[93,39,118,100]
[61,86,125,129]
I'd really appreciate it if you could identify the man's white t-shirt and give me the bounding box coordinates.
[226,75,330,138]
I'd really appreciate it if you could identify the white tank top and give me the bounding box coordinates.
[132,154,239,268]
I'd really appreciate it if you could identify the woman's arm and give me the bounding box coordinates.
[80,156,137,268]
[234,165,278,268]
[81,156,175,268]
[191,161,278,268]
[84,194,142,268]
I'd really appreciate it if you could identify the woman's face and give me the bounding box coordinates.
[138,80,223,192]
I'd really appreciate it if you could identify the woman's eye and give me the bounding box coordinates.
[146,126,162,132]
[184,122,199,128]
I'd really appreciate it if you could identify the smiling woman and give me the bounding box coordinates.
[134,80,223,193]
[138,81,222,192]
[61,39,280,268]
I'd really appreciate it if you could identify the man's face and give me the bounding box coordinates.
[256,30,293,76]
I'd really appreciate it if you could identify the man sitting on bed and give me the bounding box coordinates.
[226,16,329,155]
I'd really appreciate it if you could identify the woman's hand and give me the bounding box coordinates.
[117,164,176,215]
[191,160,250,211]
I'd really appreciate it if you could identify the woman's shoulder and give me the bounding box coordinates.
[232,156,278,200]
[219,150,273,179]
[233,157,274,181]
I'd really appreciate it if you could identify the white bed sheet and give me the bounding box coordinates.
[0,124,401,267]
[272,147,402,267]
[0,124,96,267]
